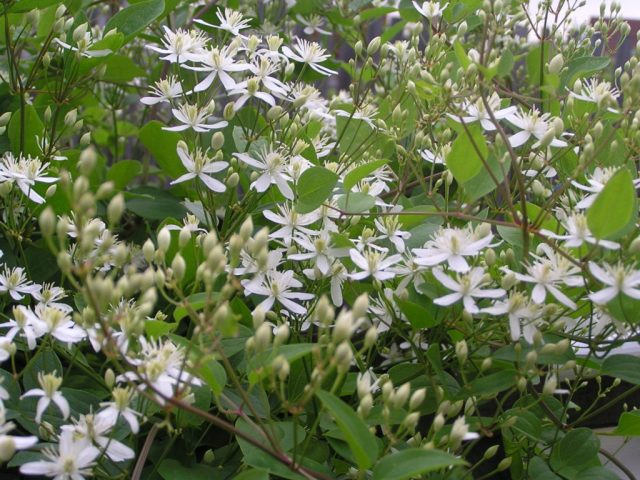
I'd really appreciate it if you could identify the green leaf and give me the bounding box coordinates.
[316,390,379,469]
[139,120,185,179]
[158,459,218,480]
[614,410,640,436]
[101,55,146,83]
[23,348,63,390]
[8,105,44,157]
[8,0,61,12]
[587,167,637,240]
[336,192,375,213]
[125,186,187,220]
[198,358,227,396]
[372,448,466,480]
[105,0,165,42]
[107,160,141,190]
[549,428,600,479]
[453,41,470,69]
[144,319,178,338]
[337,115,374,158]
[446,125,487,184]
[467,370,517,396]
[396,298,437,329]
[562,56,611,87]
[233,470,270,480]
[602,354,640,384]
[343,160,388,191]
[296,166,338,213]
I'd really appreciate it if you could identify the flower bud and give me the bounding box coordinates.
[548,53,564,74]
[179,226,191,249]
[410,388,426,410]
[0,437,16,462]
[39,207,56,237]
[171,254,186,281]
[367,37,381,55]
[157,227,171,253]
[107,194,125,225]
[211,132,225,150]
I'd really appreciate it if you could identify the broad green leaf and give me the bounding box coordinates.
[336,192,375,213]
[446,125,487,184]
[144,319,178,338]
[296,166,338,213]
[453,41,470,69]
[105,0,165,42]
[614,410,640,436]
[23,348,63,390]
[8,0,61,12]
[337,115,374,158]
[343,160,388,191]
[102,55,146,83]
[8,105,44,157]
[372,448,466,480]
[467,370,517,396]
[396,298,437,329]
[316,390,379,469]
[587,167,637,240]
[158,459,218,480]
[198,358,227,396]
[549,428,600,479]
[562,56,611,87]
[125,186,187,220]
[107,160,141,190]
[602,354,640,384]
[234,471,270,480]
[139,120,185,179]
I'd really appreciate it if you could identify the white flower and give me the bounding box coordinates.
[571,167,640,209]
[0,153,57,204]
[374,215,411,252]
[588,262,640,305]
[234,146,294,199]
[412,1,449,19]
[119,338,201,403]
[0,404,38,460]
[229,77,277,111]
[540,212,619,250]
[349,249,402,281]
[289,231,349,275]
[570,78,620,109]
[243,270,314,315]
[505,108,568,148]
[66,414,134,463]
[36,304,86,345]
[451,93,517,131]
[282,38,337,76]
[166,214,207,233]
[187,46,252,92]
[412,225,494,272]
[0,266,41,301]
[432,267,505,314]
[140,76,183,105]
[195,8,252,37]
[2,306,47,350]
[98,387,141,434]
[20,429,99,479]
[146,26,207,64]
[296,14,331,35]
[483,292,540,343]
[503,244,583,309]
[171,143,228,193]
[21,372,70,423]
[304,261,348,307]
[420,148,444,164]
[55,30,111,58]
[164,103,228,133]
[32,284,72,313]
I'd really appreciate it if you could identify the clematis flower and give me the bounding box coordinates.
[2,306,47,350]
[186,46,252,92]
[540,212,619,250]
[0,266,41,301]
[66,414,134,463]
[243,270,314,315]
[289,231,349,275]
[502,244,584,309]
[282,38,337,76]
[483,292,540,343]
[98,387,141,434]
[374,215,411,252]
[140,76,183,105]
[412,1,449,19]
[20,429,98,479]
[588,262,640,305]
[195,8,252,37]
[412,225,494,272]
[570,78,620,110]
[146,26,207,64]
[0,404,38,461]
[170,142,228,193]
[571,167,640,209]
[349,249,402,281]
[0,153,57,204]
[234,146,294,199]
[505,108,568,148]
[450,93,517,131]
[164,103,228,133]
[21,372,70,423]
[432,267,505,314]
